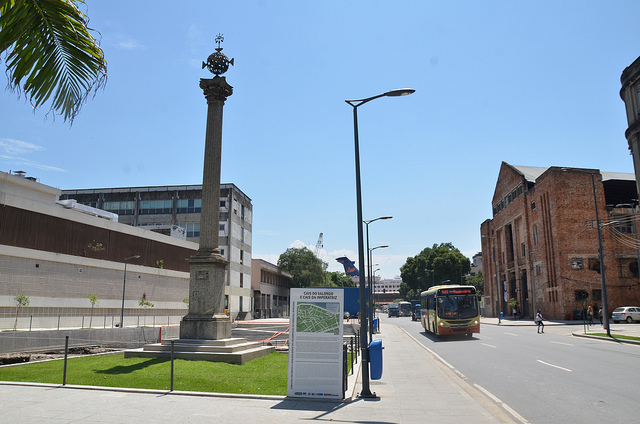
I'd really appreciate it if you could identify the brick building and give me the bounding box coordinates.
[480,162,640,320]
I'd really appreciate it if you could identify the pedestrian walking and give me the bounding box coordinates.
[536,309,545,333]
[587,305,594,325]
[598,308,603,325]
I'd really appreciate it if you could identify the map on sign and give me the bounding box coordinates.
[296,302,341,334]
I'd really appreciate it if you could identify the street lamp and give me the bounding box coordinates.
[369,245,388,340]
[590,173,611,336]
[561,168,612,336]
[346,88,414,398]
[120,255,140,328]
[364,216,392,341]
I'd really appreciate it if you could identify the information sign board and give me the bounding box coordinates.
[287,288,344,399]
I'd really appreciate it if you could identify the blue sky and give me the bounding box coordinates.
[1,1,639,279]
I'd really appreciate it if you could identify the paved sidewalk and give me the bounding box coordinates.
[0,323,516,424]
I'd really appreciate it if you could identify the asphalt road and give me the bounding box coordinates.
[384,315,640,423]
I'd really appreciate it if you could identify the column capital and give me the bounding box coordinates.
[200,76,233,103]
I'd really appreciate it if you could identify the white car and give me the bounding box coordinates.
[611,306,640,323]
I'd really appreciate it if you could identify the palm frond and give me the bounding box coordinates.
[0,0,107,123]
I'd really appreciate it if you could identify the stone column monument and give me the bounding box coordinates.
[180,35,235,340]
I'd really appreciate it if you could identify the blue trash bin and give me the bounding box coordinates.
[369,339,384,380]
[373,318,379,332]
[499,311,504,321]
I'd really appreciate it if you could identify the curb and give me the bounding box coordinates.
[571,332,640,346]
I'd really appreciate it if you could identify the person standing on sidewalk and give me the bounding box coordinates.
[536,309,545,333]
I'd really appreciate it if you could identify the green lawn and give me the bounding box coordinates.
[587,333,640,342]
[0,351,356,395]
[0,352,289,395]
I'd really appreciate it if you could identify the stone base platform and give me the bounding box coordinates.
[124,338,275,365]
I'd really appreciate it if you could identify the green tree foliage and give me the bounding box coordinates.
[277,247,328,288]
[13,294,29,330]
[466,271,484,296]
[87,292,98,328]
[399,243,471,300]
[0,0,107,122]
[327,271,356,288]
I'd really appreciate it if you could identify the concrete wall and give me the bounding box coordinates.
[0,325,180,355]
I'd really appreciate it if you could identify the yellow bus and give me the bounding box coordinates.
[420,285,480,337]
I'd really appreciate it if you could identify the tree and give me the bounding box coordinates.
[13,294,29,330]
[277,247,328,288]
[466,271,484,296]
[327,271,356,288]
[400,243,471,300]
[87,292,98,328]
[0,0,107,122]
[139,294,154,326]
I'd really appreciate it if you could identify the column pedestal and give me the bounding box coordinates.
[180,254,230,340]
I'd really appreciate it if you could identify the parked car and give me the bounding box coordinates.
[388,304,400,317]
[611,306,640,323]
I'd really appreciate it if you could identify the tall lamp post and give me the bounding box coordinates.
[346,88,414,398]
[561,168,612,336]
[590,173,611,337]
[120,255,140,328]
[365,216,392,341]
[369,245,388,340]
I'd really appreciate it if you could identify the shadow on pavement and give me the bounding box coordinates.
[417,331,480,343]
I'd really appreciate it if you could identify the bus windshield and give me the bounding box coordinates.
[437,294,478,319]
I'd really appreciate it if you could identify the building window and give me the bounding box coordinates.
[219,224,225,231]
[241,227,245,243]
[220,200,226,208]
[241,205,245,220]
[531,201,536,211]
[572,259,584,270]
[533,225,538,245]
[240,273,244,288]
[177,222,200,237]
[103,201,135,215]
[592,289,602,302]
[240,250,244,264]
[177,198,201,214]
[517,184,523,196]
[521,243,526,257]
[613,216,634,234]
[239,296,243,312]
[575,290,589,301]
[536,265,541,276]
[139,199,172,215]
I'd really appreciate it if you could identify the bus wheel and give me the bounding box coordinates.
[466,333,473,338]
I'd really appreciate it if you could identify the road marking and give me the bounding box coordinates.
[397,328,528,424]
[481,343,497,348]
[550,341,573,346]
[474,384,530,424]
[505,332,519,336]
[537,360,572,372]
